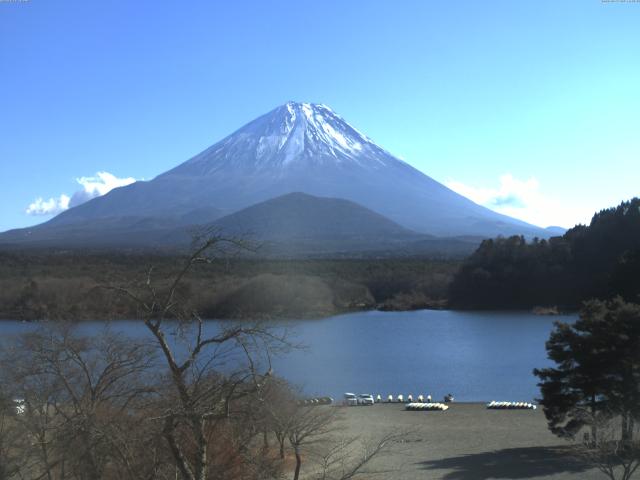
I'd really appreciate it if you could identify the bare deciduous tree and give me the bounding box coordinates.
[107,233,289,480]
[575,412,640,480]
[0,233,399,480]
[287,405,339,480]
[0,324,163,480]
[312,432,404,480]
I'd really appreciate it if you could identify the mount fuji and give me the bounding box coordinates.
[1,102,552,251]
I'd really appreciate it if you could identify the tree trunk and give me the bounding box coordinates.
[194,417,208,480]
[621,413,630,445]
[38,428,53,480]
[275,433,285,459]
[293,446,302,480]
[590,394,598,445]
[164,418,195,480]
[81,430,102,480]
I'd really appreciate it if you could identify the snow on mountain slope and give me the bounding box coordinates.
[163,102,398,176]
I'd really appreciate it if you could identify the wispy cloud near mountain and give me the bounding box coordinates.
[26,171,136,216]
[446,174,576,229]
[447,174,538,210]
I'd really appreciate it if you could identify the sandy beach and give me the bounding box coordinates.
[334,403,603,480]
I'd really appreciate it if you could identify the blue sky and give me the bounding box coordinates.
[1,0,639,231]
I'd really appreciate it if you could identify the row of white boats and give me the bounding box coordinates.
[376,394,437,403]
[405,402,450,411]
[404,400,537,411]
[380,397,538,411]
[341,394,537,410]
[486,401,537,410]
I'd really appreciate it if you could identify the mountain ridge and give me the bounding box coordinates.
[1,101,554,250]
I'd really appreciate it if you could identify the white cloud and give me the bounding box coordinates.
[446,174,582,228]
[447,174,538,209]
[69,171,136,208]
[26,194,71,216]
[26,171,136,216]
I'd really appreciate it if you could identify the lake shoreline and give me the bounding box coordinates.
[0,301,577,322]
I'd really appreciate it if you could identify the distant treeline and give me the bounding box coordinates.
[449,198,640,309]
[0,253,458,320]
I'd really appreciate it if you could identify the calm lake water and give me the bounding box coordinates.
[0,310,575,402]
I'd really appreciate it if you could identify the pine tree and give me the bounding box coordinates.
[534,298,640,443]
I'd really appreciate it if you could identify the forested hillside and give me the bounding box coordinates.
[449,198,640,309]
[0,253,457,320]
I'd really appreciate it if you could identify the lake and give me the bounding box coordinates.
[0,309,574,402]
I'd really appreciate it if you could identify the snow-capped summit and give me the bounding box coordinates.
[3,102,552,243]
[164,101,400,176]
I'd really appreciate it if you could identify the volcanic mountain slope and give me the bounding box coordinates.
[212,192,416,240]
[202,192,477,256]
[1,101,551,249]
